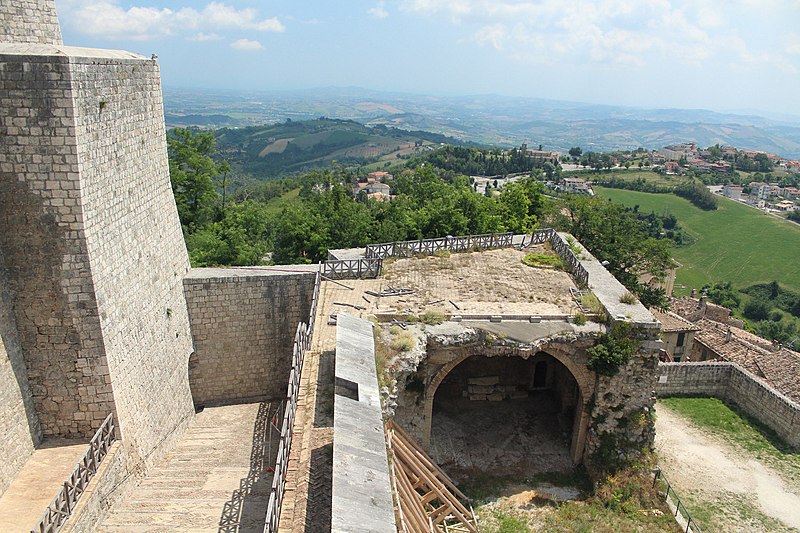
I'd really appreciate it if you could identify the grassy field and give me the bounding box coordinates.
[262,187,301,215]
[595,187,800,295]
[583,168,685,188]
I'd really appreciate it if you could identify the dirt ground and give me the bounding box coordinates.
[382,246,578,316]
[655,405,800,532]
[430,393,574,480]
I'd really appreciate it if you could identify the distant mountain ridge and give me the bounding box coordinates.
[164,87,800,159]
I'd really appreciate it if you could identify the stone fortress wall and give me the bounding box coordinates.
[0,253,41,495]
[0,0,62,45]
[0,0,197,498]
[657,362,800,449]
[184,268,317,406]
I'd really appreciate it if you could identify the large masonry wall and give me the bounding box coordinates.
[657,362,800,449]
[72,54,196,464]
[0,47,116,437]
[184,268,317,406]
[0,253,41,495]
[0,0,62,45]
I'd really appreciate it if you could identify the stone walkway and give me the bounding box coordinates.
[0,438,88,533]
[96,402,278,533]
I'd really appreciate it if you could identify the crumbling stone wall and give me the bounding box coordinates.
[0,0,62,45]
[0,253,40,495]
[184,269,317,406]
[584,329,661,472]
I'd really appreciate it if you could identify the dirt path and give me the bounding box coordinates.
[655,405,800,532]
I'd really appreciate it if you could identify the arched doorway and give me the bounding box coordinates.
[428,352,588,478]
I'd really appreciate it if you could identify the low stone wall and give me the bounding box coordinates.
[61,441,129,533]
[184,268,317,406]
[656,362,800,449]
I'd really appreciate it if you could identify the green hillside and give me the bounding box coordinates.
[213,118,467,179]
[594,187,800,295]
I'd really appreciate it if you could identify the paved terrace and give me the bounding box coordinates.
[0,439,88,532]
[96,402,278,532]
[278,245,582,531]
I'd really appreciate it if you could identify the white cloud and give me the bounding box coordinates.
[189,32,222,42]
[369,1,390,18]
[61,1,284,41]
[787,33,800,56]
[230,38,264,51]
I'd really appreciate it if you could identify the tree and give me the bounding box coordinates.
[553,196,674,301]
[167,128,230,231]
[569,147,582,162]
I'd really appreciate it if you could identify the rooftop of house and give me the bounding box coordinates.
[692,318,800,404]
[650,308,700,333]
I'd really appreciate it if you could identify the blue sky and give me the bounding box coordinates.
[57,0,800,115]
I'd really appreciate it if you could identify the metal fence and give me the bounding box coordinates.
[653,468,703,533]
[32,413,116,533]
[263,269,321,533]
[546,231,589,287]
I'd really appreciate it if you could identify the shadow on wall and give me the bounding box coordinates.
[217,401,277,533]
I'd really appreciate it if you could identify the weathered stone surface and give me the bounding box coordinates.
[657,362,800,449]
[0,38,196,481]
[183,268,317,405]
[0,253,40,494]
[0,1,62,45]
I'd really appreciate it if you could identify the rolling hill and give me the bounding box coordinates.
[212,118,471,178]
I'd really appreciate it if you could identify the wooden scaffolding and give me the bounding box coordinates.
[385,420,478,533]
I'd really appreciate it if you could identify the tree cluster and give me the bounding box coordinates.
[673,181,718,210]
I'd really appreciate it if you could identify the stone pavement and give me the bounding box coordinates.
[0,439,88,532]
[96,402,278,533]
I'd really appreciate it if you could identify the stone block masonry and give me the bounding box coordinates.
[0,0,62,45]
[0,252,41,495]
[657,362,800,449]
[0,43,196,468]
[184,267,317,406]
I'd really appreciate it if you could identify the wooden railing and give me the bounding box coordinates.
[321,258,382,280]
[344,230,590,287]
[364,232,514,259]
[32,413,116,533]
[263,270,320,533]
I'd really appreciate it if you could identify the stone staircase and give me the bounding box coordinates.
[97,402,277,533]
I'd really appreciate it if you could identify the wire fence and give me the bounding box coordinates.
[653,468,703,533]
[263,269,320,533]
[32,413,116,533]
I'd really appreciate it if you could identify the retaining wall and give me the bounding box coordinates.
[656,362,800,449]
[184,268,317,406]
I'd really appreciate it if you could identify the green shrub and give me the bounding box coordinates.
[574,312,587,325]
[522,253,565,269]
[390,332,415,351]
[619,291,637,305]
[419,308,446,325]
[587,322,639,376]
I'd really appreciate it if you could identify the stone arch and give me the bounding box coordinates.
[422,342,595,465]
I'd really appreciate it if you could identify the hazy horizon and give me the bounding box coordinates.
[57,1,800,117]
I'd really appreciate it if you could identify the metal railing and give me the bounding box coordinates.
[32,413,116,533]
[653,468,703,533]
[263,270,321,533]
